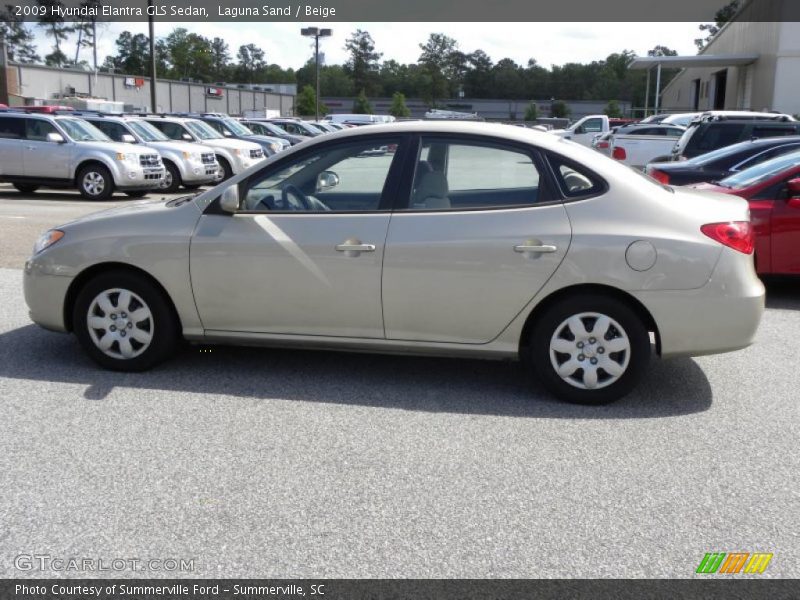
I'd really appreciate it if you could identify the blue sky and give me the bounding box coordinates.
[28,22,705,69]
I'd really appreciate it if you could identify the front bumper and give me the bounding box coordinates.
[114,166,166,190]
[632,248,765,358]
[181,161,220,185]
[23,262,72,333]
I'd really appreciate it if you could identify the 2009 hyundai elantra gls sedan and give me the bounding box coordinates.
[23,121,765,404]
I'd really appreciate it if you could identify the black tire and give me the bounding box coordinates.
[77,163,114,200]
[160,160,182,193]
[14,183,39,194]
[72,271,179,371]
[125,191,148,198]
[529,293,651,404]
[217,156,233,181]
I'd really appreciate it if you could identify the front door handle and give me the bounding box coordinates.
[336,238,376,257]
[514,243,557,254]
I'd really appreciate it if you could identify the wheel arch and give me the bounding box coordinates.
[518,284,661,357]
[63,262,182,334]
[74,158,114,185]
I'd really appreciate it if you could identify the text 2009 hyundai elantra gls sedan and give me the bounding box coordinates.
[23,121,764,404]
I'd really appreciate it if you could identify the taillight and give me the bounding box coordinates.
[612,146,626,160]
[597,141,609,149]
[701,221,754,254]
[648,168,670,185]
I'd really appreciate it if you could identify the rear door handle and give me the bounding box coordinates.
[336,239,376,256]
[514,244,557,254]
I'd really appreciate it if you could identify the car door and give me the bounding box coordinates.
[568,117,604,146]
[190,135,408,337]
[381,135,572,344]
[769,173,800,274]
[23,118,71,179]
[0,116,25,177]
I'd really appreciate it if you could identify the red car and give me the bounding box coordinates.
[691,150,800,275]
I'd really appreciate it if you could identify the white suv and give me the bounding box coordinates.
[0,110,165,200]
[143,115,266,180]
[81,113,219,193]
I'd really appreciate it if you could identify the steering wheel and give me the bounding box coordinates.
[281,184,312,211]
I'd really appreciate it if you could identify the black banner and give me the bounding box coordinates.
[2,580,800,600]
[4,0,800,22]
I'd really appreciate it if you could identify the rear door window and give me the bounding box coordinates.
[689,123,746,153]
[0,116,24,139]
[24,118,58,141]
[751,126,798,139]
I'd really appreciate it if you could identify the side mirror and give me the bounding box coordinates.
[182,133,193,142]
[219,185,240,213]
[121,133,136,144]
[46,132,65,143]
[316,170,340,192]
[786,178,800,197]
[574,126,584,135]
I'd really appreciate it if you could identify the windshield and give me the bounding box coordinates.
[299,122,323,135]
[58,118,110,142]
[185,119,222,140]
[686,141,750,166]
[718,150,800,189]
[127,119,170,142]
[222,118,253,136]
[257,121,287,136]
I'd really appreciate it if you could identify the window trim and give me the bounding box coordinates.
[392,133,560,213]
[544,151,609,201]
[227,133,413,215]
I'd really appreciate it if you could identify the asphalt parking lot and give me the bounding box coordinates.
[0,184,799,578]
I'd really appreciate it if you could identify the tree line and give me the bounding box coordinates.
[2,10,690,110]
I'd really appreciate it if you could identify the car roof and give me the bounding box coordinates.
[286,120,585,153]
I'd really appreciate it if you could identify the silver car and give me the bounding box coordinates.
[23,122,764,404]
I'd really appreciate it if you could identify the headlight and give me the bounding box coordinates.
[182,151,201,161]
[115,152,138,164]
[33,229,65,255]
[269,143,281,153]
[233,149,243,156]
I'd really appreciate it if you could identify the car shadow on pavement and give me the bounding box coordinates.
[764,278,800,311]
[0,324,713,419]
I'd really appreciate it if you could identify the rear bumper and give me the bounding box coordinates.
[632,248,765,358]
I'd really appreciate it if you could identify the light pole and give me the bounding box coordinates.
[301,27,332,121]
[148,0,157,112]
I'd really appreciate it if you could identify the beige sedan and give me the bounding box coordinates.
[24,122,764,404]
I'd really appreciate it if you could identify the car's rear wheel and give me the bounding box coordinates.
[529,294,650,404]
[14,183,39,194]
[160,161,182,193]
[78,164,114,200]
[73,271,178,371]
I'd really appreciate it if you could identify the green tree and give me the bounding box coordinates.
[36,0,72,67]
[604,99,623,117]
[524,102,538,121]
[352,88,373,114]
[389,91,410,117]
[463,49,493,97]
[696,0,740,50]
[0,5,40,63]
[343,29,382,96]
[103,31,150,75]
[550,100,570,118]
[295,84,326,116]
[418,33,459,105]
[165,28,214,80]
[210,37,231,81]
[236,43,266,82]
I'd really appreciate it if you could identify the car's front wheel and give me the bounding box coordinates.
[73,271,178,371]
[78,164,114,200]
[529,294,650,404]
[160,161,182,193]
